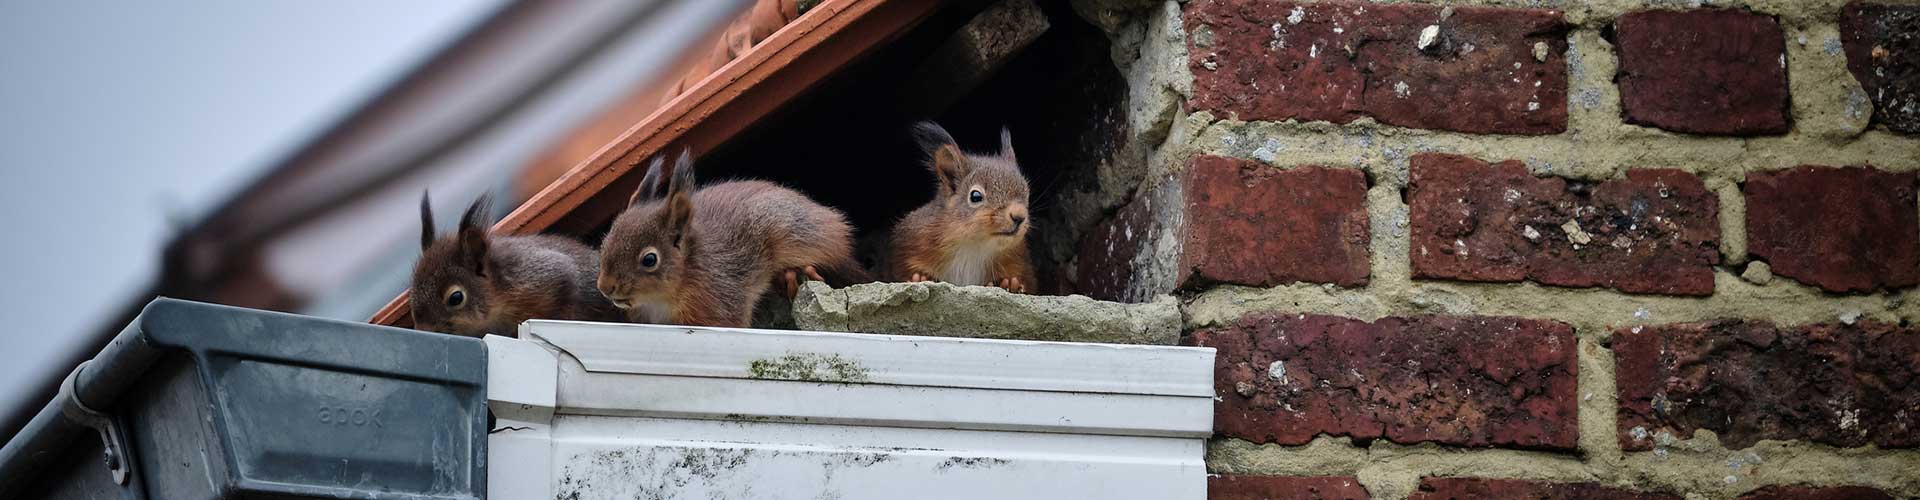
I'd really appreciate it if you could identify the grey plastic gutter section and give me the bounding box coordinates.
[0,298,490,498]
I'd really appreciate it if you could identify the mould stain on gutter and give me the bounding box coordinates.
[746,353,873,383]
[555,446,911,500]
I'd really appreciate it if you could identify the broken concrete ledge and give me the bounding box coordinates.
[792,281,1182,345]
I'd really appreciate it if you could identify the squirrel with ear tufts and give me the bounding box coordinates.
[598,149,866,327]
[410,193,623,337]
[886,121,1036,293]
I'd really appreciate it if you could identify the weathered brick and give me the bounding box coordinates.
[1077,156,1370,302]
[1613,9,1790,135]
[1190,313,1578,450]
[1185,0,1569,135]
[1408,153,1720,296]
[1411,478,1679,500]
[1077,183,1168,303]
[1744,166,1920,293]
[1210,476,1369,500]
[1841,3,1920,134]
[1180,157,1372,289]
[1615,319,1920,451]
[1737,485,1897,500]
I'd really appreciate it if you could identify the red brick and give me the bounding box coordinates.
[1745,166,1920,293]
[1408,153,1720,296]
[1210,476,1368,500]
[1181,157,1372,289]
[1076,182,1167,303]
[1077,156,1370,302]
[1738,485,1897,500]
[1841,3,1920,134]
[1615,319,1920,451]
[1613,9,1790,136]
[1412,478,1679,500]
[1185,0,1569,135]
[1190,313,1578,450]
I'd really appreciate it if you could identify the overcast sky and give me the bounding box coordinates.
[0,0,500,415]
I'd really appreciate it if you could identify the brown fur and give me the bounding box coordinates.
[886,121,1036,292]
[411,193,623,337]
[599,150,864,327]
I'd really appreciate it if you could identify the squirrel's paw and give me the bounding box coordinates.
[995,277,1027,294]
[908,273,928,283]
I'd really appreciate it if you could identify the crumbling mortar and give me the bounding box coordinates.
[1208,434,1920,499]
[1178,118,1920,185]
[1183,271,1920,334]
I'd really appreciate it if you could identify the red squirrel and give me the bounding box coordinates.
[411,193,623,336]
[598,150,865,327]
[886,121,1036,293]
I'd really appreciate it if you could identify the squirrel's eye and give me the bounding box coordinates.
[641,251,659,269]
[968,190,984,204]
[446,289,465,308]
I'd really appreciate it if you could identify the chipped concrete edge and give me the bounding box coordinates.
[792,280,1184,345]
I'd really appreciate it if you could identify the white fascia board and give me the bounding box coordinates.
[490,321,1217,499]
[547,415,1207,500]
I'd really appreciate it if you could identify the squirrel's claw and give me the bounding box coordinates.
[995,277,1027,294]
[781,266,829,300]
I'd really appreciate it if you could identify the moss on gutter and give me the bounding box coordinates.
[746,353,871,383]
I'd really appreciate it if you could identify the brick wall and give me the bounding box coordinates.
[1068,0,1920,498]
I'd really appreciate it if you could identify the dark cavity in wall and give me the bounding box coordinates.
[670,0,1129,295]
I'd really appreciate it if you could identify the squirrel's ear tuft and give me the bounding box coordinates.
[664,148,698,247]
[460,194,493,232]
[999,126,1016,164]
[457,194,493,276]
[668,148,697,196]
[911,121,956,153]
[632,155,666,206]
[419,190,436,250]
[914,121,967,193]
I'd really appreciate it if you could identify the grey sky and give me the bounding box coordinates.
[0,0,500,412]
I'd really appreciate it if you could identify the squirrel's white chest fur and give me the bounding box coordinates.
[628,300,671,325]
[941,242,1000,287]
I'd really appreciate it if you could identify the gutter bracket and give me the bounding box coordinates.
[59,361,133,486]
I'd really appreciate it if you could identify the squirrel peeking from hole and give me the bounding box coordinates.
[410,193,624,337]
[597,149,867,327]
[885,121,1036,294]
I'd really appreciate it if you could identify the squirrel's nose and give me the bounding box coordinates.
[596,277,622,299]
[1010,214,1026,229]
